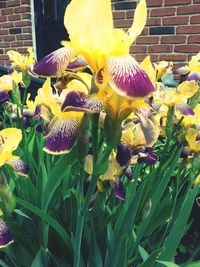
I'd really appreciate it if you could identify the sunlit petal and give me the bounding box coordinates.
[29,47,77,77]
[0,128,22,153]
[44,117,79,154]
[106,55,155,98]
[185,128,200,152]
[177,81,198,99]
[127,0,147,42]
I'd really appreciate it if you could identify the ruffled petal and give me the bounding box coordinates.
[0,128,22,153]
[188,72,200,81]
[44,117,79,154]
[7,157,30,177]
[173,66,189,75]
[61,91,104,113]
[0,90,9,104]
[176,102,195,116]
[0,220,13,248]
[29,47,77,77]
[67,57,88,70]
[106,55,155,98]
[116,142,132,167]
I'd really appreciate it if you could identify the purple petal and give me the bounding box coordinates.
[176,102,195,116]
[67,57,88,70]
[44,117,78,154]
[8,158,30,177]
[113,180,125,201]
[116,142,132,167]
[0,220,13,248]
[61,91,104,113]
[138,150,158,165]
[29,47,77,77]
[124,167,133,181]
[172,66,189,75]
[187,72,200,81]
[106,55,155,98]
[196,133,200,142]
[0,90,9,104]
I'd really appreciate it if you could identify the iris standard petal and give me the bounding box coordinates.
[116,142,132,167]
[127,0,147,42]
[29,47,77,77]
[0,220,13,248]
[64,0,113,56]
[61,91,104,113]
[43,117,79,154]
[106,55,155,98]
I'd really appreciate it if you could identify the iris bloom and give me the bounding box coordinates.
[0,71,22,104]
[30,0,155,123]
[185,128,200,152]
[173,52,200,81]
[0,128,29,176]
[7,47,35,72]
[0,220,13,248]
[33,78,103,154]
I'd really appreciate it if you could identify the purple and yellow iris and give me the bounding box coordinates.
[0,220,13,248]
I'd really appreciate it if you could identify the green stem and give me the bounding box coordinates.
[73,148,112,267]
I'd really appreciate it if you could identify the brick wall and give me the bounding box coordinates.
[112,0,200,68]
[0,0,200,67]
[0,0,33,66]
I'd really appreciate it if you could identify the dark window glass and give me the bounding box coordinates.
[34,0,71,59]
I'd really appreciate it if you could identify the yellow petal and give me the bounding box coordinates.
[127,0,147,42]
[185,128,200,152]
[0,152,13,167]
[177,81,198,99]
[64,0,113,67]
[140,56,156,84]
[0,128,22,153]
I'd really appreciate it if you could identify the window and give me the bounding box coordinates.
[34,0,71,60]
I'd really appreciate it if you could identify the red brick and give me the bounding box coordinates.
[3,36,15,42]
[163,16,189,25]
[0,43,10,48]
[14,6,30,13]
[24,41,33,46]
[21,0,30,3]
[148,45,173,53]
[7,14,21,21]
[10,41,24,47]
[1,22,14,28]
[0,29,9,35]
[164,0,191,5]
[1,8,13,15]
[114,19,132,28]
[176,26,200,34]
[15,20,31,27]
[22,13,31,19]
[159,54,187,61]
[136,36,159,44]
[161,36,186,44]
[177,5,200,15]
[130,45,147,54]
[113,11,125,19]
[17,48,29,53]
[7,0,21,7]
[146,17,161,26]
[0,16,7,22]
[126,10,134,19]
[141,28,148,36]
[151,8,176,17]
[194,0,200,2]
[136,54,159,62]
[147,0,163,7]
[0,55,9,60]
[188,36,200,44]
[190,15,200,24]
[23,27,32,33]
[174,45,200,53]
[16,34,32,40]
